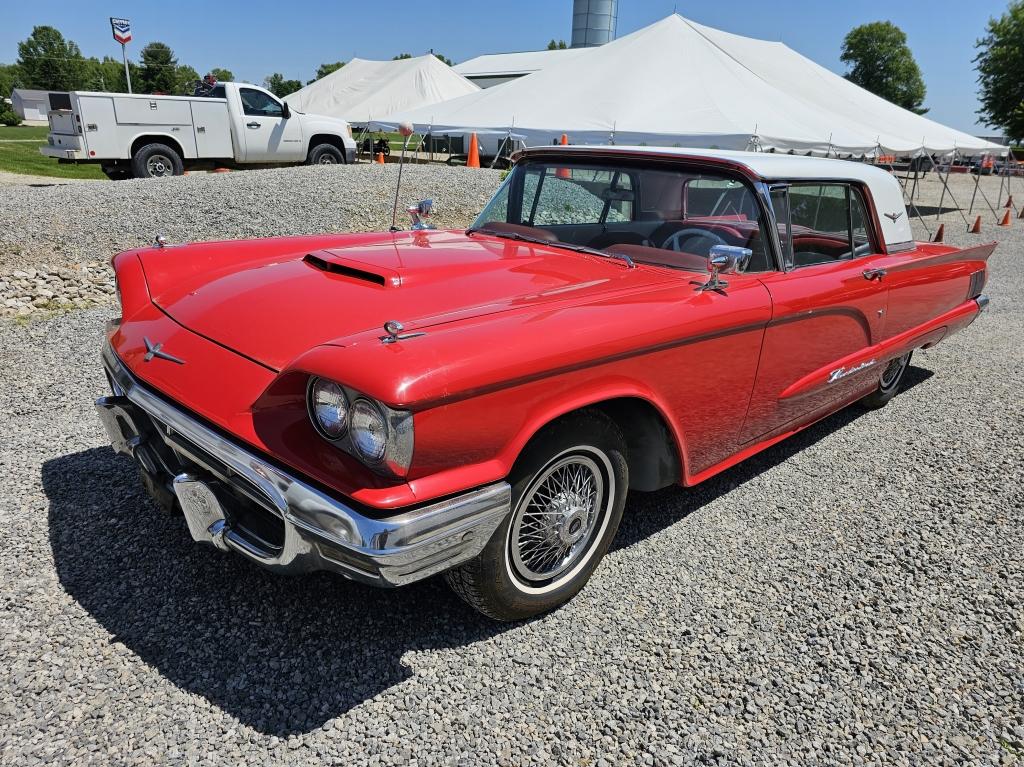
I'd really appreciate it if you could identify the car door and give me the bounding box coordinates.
[739,183,889,444]
[237,87,303,163]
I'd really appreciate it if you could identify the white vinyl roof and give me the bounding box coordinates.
[374,15,1005,157]
[284,55,479,125]
[522,145,915,246]
[453,48,591,78]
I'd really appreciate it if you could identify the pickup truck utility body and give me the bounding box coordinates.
[41,82,356,179]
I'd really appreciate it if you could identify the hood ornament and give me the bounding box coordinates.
[407,199,436,230]
[380,320,426,345]
[143,336,185,364]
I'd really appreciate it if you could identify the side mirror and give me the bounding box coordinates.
[281,102,291,119]
[406,199,436,230]
[699,245,753,292]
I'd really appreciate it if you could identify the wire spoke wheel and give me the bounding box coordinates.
[509,453,607,585]
[880,352,911,391]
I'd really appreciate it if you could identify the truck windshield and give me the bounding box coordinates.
[471,158,773,272]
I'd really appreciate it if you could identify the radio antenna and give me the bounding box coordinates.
[390,122,415,231]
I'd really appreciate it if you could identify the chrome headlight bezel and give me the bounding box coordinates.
[306,377,350,441]
[305,376,414,477]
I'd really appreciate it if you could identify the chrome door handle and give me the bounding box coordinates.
[246,121,261,129]
[862,268,887,281]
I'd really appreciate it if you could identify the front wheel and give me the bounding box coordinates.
[861,351,912,409]
[306,143,345,165]
[445,411,628,621]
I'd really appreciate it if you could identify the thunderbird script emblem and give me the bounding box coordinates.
[884,211,904,223]
[143,336,185,365]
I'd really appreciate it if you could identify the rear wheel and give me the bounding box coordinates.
[445,411,628,621]
[861,352,912,409]
[306,143,345,165]
[131,143,183,179]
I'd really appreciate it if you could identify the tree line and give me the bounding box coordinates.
[0,26,458,102]
[3,7,1024,142]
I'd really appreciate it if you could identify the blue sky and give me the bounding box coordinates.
[0,0,1009,133]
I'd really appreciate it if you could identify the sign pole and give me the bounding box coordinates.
[110,18,133,92]
[121,42,132,93]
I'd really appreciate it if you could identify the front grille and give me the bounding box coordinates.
[123,398,288,553]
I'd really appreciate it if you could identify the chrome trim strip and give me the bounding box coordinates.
[99,343,512,586]
[976,294,990,312]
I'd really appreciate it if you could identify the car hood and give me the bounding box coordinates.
[138,230,665,371]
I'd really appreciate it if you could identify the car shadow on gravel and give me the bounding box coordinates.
[43,449,509,737]
[43,367,931,737]
[612,365,934,551]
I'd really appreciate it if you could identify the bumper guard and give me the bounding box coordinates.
[95,344,511,586]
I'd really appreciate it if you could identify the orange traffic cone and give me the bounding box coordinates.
[969,215,982,234]
[376,152,385,165]
[556,133,571,179]
[1005,195,1014,208]
[998,209,1012,226]
[467,133,480,168]
[933,223,944,243]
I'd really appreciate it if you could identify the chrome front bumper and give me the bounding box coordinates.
[95,344,511,586]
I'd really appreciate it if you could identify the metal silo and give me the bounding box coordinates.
[571,0,618,47]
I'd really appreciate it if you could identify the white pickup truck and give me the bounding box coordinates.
[40,82,357,179]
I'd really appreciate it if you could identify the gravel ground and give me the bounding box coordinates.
[0,163,503,316]
[1,165,1022,765]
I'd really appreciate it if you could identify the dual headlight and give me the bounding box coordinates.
[307,377,413,476]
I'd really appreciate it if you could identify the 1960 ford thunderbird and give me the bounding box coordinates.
[96,146,993,620]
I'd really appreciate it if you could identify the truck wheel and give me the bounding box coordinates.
[131,143,183,178]
[861,352,912,409]
[306,144,345,165]
[445,410,628,621]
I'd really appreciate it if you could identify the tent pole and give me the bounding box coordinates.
[994,155,1007,209]
[933,150,948,222]
[973,171,1004,221]
[884,144,931,238]
[998,154,1018,215]
[925,150,970,228]
[968,168,980,216]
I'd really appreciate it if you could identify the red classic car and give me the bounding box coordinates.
[96,146,993,620]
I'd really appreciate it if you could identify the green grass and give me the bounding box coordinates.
[0,139,106,179]
[0,125,50,140]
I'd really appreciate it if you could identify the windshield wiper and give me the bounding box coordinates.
[466,228,636,269]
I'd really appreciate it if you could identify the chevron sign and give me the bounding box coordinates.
[110,18,132,45]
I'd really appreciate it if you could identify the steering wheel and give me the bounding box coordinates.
[655,226,728,256]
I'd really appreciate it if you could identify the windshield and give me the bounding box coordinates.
[472,158,773,272]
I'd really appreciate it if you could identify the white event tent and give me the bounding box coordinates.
[285,54,479,126]
[372,15,1004,157]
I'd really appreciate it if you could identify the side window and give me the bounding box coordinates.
[239,88,283,118]
[850,189,871,256]
[770,186,793,270]
[521,167,634,225]
[787,184,856,267]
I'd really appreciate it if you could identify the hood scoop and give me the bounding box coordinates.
[303,251,399,288]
